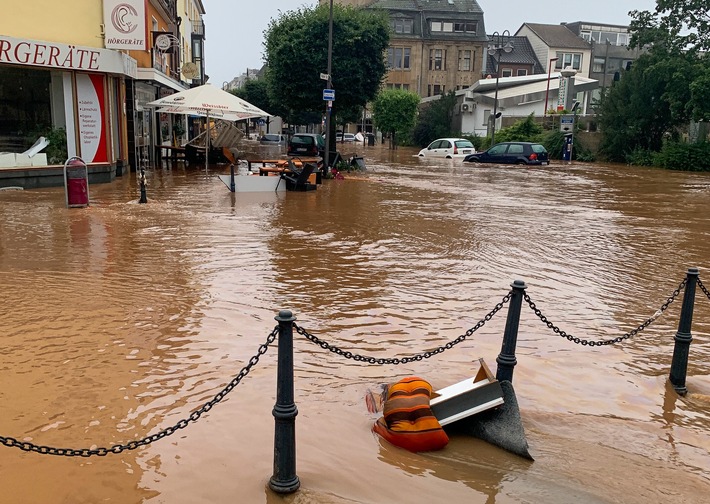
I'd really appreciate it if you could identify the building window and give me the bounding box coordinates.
[387,83,410,90]
[427,84,445,97]
[517,69,528,76]
[501,68,512,77]
[387,47,411,69]
[454,22,477,34]
[458,50,472,71]
[429,49,445,70]
[593,57,605,73]
[555,52,582,71]
[582,29,630,46]
[430,20,454,33]
[391,18,413,34]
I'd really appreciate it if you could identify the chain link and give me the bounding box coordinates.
[524,278,687,346]
[698,277,710,301]
[295,293,512,364]
[0,326,279,457]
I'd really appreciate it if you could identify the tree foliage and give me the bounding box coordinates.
[597,1,710,161]
[232,79,275,116]
[411,91,459,147]
[371,89,420,148]
[629,0,710,54]
[263,4,390,125]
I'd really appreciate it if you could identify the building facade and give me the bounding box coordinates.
[0,0,137,180]
[324,0,489,98]
[0,0,207,185]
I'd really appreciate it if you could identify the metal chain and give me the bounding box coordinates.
[295,293,512,364]
[0,326,279,457]
[698,277,710,301]
[524,278,687,346]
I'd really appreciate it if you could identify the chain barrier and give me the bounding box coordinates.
[295,293,512,364]
[524,278,687,346]
[698,277,710,302]
[0,326,279,457]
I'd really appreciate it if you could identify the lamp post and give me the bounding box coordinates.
[488,30,513,146]
[543,57,559,117]
[323,0,334,175]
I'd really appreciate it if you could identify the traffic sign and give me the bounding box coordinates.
[323,89,335,101]
[560,114,575,132]
[320,73,329,81]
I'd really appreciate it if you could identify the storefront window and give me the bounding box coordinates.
[0,67,52,152]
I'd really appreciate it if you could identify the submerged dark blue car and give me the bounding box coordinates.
[463,142,549,165]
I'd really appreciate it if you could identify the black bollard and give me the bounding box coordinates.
[229,164,236,193]
[139,168,147,204]
[669,267,699,396]
[496,280,527,383]
[269,310,300,494]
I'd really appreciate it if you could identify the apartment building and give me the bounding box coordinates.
[322,0,489,98]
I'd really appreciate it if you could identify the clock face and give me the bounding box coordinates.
[156,34,171,51]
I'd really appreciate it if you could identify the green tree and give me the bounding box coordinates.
[232,79,273,116]
[371,89,420,148]
[263,4,390,126]
[411,91,459,147]
[630,1,710,54]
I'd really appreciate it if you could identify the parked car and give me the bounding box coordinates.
[288,133,325,157]
[338,133,356,142]
[260,134,286,145]
[418,138,476,159]
[463,142,549,165]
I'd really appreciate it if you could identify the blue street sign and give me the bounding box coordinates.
[323,89,335,101]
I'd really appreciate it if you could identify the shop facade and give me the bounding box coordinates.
[0,34,137,187]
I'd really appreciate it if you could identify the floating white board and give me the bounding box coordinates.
[217,174,285,193]
[429,358,505,426]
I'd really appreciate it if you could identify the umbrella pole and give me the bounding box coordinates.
[206,111,210,171]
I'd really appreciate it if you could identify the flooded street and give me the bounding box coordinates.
[1,142,710,504]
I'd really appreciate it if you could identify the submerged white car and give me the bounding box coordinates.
[418,138,476,159]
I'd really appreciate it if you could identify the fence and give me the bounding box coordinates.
[1,267,705,495]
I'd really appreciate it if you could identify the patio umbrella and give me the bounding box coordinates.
[147,83,270,168]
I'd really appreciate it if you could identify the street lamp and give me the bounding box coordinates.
[323,0,334,175]
[543,57,559,117]
[488,30,513,146]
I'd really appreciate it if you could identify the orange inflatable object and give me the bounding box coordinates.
[372,376,449,452]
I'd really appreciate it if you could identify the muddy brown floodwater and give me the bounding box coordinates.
[1,141,709,504]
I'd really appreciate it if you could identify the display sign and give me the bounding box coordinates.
[76,74,108,163]
[103,0,147,50]
[560,114,575,132]
[0,35,137,77]
[323,89,335,101]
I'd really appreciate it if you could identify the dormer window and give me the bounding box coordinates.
[391,18,413,34]
[430,21,454,33]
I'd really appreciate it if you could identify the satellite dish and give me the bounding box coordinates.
[182,62,199,79]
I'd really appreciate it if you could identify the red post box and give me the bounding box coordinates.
[63,157,89,208]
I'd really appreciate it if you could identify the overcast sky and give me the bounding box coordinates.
[203,0,658,86]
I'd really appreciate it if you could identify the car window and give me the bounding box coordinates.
[455,140,474,148]
[291,136,313,146]
[441,140,452,149]
[315,135,325,148]
[508,144,524,154]
[428,140,441,149]
[488,144,507,155]
[532,144,547,153]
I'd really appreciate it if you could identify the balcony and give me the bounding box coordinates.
[192,19,205,37]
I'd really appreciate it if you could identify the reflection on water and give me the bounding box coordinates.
[1,144,710,503]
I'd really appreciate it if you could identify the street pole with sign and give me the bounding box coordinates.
[323,0,334,175]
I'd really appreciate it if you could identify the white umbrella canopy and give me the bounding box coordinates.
[146,83,270,119]
[147,84,270,168]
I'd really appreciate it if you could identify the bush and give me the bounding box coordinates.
[653,141,710,171]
